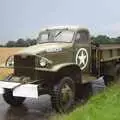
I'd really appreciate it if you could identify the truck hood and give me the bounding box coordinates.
[16,43,72,55]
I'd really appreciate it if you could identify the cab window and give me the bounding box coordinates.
[75,31,89,43]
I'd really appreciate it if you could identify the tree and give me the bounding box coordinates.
[92,35,112,44]
[5,38,37,47]
[26,38,37,46]
[114,37,120,43]
[6,41,16,47]
[0,45,4,47]
[15,38,26,47]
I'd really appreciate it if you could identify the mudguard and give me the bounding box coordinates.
[51,63,81,72]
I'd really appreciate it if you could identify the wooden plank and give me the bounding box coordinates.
[100,56,120,62]
[99,44,120,50]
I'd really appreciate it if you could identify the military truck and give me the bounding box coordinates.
[0,25,120,112]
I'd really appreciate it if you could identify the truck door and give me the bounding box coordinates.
[73,30,91,73]
[91,44,100,76]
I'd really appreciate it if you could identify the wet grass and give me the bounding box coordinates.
[51,84,120,120]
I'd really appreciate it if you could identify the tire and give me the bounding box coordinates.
[104,64,120,85]
[103,75,113,86]
[51,77,75,113]
[3,89,25,106]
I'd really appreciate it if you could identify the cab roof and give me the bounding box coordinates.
[40,25,89,32]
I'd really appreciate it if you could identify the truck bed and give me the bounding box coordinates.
[99,44,120,50]
[98,44,120,62]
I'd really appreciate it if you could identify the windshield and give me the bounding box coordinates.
[38,30,74,43]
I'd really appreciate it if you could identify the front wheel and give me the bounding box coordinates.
[51,77,75,112]
[3,89,25,106]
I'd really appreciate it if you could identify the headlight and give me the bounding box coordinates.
[6,56,14,67]
[39,58,47,67]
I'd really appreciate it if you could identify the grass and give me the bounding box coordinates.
[51,84,120,120]
[0,68,13,80]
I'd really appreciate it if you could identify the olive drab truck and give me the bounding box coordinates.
[0,25,120,112]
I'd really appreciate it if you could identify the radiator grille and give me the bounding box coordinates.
[14,55,35,78]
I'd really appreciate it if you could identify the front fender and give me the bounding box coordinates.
[51,63,81,72]
[35,63,81,72]
[35,63,82,84]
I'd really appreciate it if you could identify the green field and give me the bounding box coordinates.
[51,84,120,120]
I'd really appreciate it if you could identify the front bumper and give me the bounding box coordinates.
[0,81,38,98]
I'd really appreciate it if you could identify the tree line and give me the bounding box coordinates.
[0,38,37,47]
[91,35,120,44]
[0,35,120,47]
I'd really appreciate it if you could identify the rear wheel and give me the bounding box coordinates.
[104,64,120,85]
[3,89,25,106]
[51,77,75,112]
[104,75,113,86]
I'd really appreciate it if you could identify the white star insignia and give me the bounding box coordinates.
[76,48,88,70]
[78,51,87,65]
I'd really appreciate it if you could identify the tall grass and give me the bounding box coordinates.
[51,84,120,120]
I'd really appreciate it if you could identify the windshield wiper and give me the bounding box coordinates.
[55,31,63,38]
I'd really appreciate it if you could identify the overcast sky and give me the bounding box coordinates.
[0,0,120,44]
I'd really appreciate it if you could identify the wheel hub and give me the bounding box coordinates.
[61,84,73,105]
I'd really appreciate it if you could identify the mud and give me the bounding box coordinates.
[0,95,54,120]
